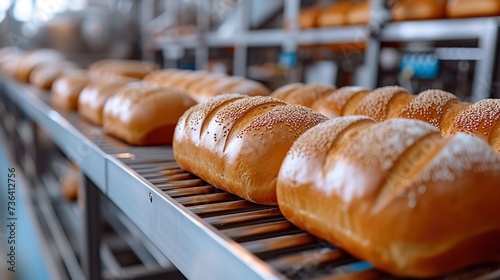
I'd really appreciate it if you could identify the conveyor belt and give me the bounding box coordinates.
[2,77,500,279]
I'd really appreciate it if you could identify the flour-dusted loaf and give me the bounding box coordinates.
[271,83,336,109]
[173,94,328,204]
[315,86,369,118]
[451,99,500,153]
[102,84,196,145]
[353,86,414,121]
[398,89,470,135]
[277,116,500,277]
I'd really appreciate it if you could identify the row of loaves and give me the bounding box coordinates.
[300,0,500,29]
[61,69,269,145]
[173,93,500,278]
[0,48,271,145]
[271,84,500,153]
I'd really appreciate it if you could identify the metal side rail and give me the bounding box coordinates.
[2,76,500,279]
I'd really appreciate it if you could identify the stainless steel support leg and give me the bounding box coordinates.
[82,174,102,280]
[472,19,498,101]
[233,0,251,77]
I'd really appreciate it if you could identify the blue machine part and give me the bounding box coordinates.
[400,53,440,80]
[279,52,297,68]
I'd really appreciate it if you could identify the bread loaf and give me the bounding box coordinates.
[60,163,79,201]
[446,0,500,18]
[392,0,446,21]
[15,49,64,83]
[88,59,159,80]
[287,84,336,108]
[271,83,336,108]
[299,7,321,29]
[270,83,304,100]
[196,77,270,103]
[315,86,369,118]
[173,94,328,204]
[183,73,227,94]
[0,47,23,77]
[103,84,196,145]
[52,71,92,110]
[277,116,500,277]
[78,78,138,125]
[451,99,500,153]
[143,69,180,85]
[353,86,414,121]
[317,1,354,27]
[29,62,79,90]
[0,52,24,78]
[346,1,370,25]
[398,89,469,135]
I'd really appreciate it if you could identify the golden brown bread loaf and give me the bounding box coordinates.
[346,1,370,25]
[271,83,336,108]
[172,71,211,91]
[270,83,303,100]
[315,86,369,118]
[277,116,500,277]
[78,78,138,125]
[392,0,446,21]
[103,84,196,145]
[353,86,414,121]
[0,47,24,77]
[181,73,228,95]
[52,71,92,110]
[0,54,24,78]
[173,94,328,205]
[286,84,336,108]
[15,49,65,83]
[398,89,470,135]
[196,76,271,103]
[299,7,321,29]
[29,61,79,90]
[317,1,354,27]
[142,69,179,85]
[446,0,500,18]
[451,99,500,153]
[59,163,79,201]
[88,59,159,80]
[145,70,270,103]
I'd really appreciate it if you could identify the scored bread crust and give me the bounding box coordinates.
[271,83,304,101]
[398,89,460,133]
[173,94,328,205]
[277,117,500,277]
[451,99,500,153]
[315,86,369,118]
[103,84,196,145]
[285,83,336,108]
[355,86,414,121]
